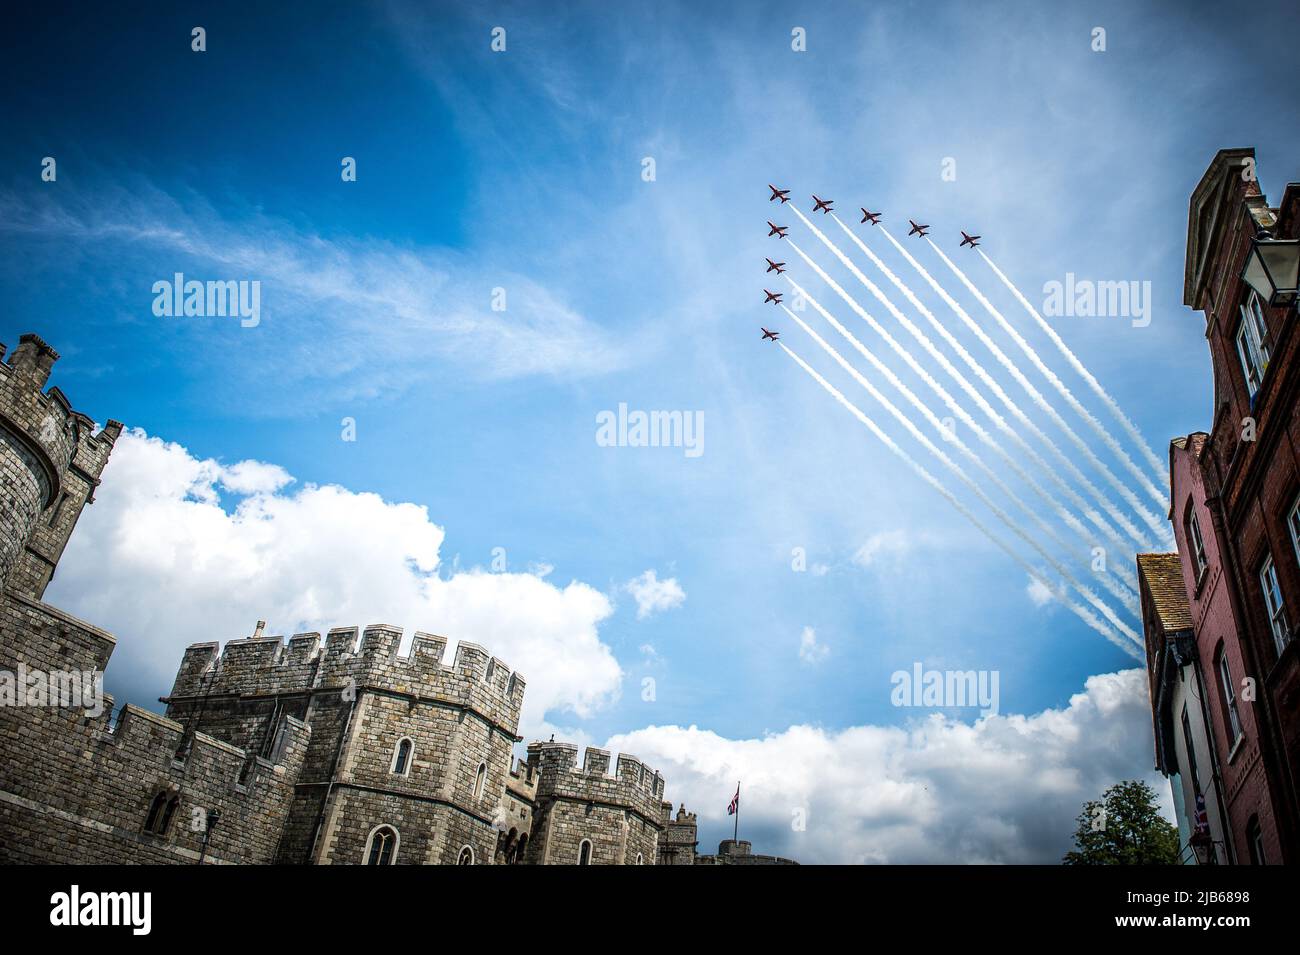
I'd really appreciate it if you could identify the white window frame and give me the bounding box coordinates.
[390,737,414,776]
[457,845,475,865]
[1217,649,1242,745]
[1236,292,1270,398]
[473,761,487,800]
[1260,555,1289,655]
[1287,493,1300,571]
[578,839,593,865]
[1187,506,1208,579]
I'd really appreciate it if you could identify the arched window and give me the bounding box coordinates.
[473,761,487,799]
[578,839,592,865]
[365,825,399,865]
[636,852,644,865]
[144,791,179,836]
[457,845,475,865]
[391,737,413,776]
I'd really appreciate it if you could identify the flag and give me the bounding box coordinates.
[727,784,739,816]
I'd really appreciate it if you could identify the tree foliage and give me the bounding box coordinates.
[1063,779,1179,865]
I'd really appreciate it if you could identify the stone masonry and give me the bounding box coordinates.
[0,333,794,865]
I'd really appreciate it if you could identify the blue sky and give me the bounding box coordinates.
[3,0,1299,861]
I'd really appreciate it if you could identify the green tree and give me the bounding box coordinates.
[1063,779,1180,865]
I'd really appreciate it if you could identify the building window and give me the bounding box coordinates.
[1259,555,1289,655]
[636,852,644,865]
[473,761,487,800]
[364,825,399,865]
[1216,645,1242,746]
[143,791,179,836]
[578,839,593,865]
[1236,291,1271,399]
[1247,816,1266,865]
[1185,504,1208,580]
[46,492,67,527]
[1287,492,1300,571]
[1180,707,1202,797]
[457,845,475,865]
[390,737,413,776]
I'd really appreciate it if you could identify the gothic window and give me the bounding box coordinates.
[457,845,475,865]
[365,825,398,865]
[578,839,592,865]
[391,737,413,776]
[144,791,179,836]
[636,852,644,865]
[473,761,487,799]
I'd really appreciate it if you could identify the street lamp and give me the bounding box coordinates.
[196,809,220,865]
[1241,230,1300,308]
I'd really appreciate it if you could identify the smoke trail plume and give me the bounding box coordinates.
[782,285,1139,600]
[863,220,1169,540]
[929,238,1167,515]
[782,304,1139,619]
[785,218,1146,552]
[776,340,1141,659]
[824,211,1161,547]
[980,249,1170,487]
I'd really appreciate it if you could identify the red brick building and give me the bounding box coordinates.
[1147,147,1300,863]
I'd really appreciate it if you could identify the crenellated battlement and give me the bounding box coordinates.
[169,623,526,731]
[0,335,123,593]
[526,740,666,821]
[105,703,310,791]
[0,336,122,502]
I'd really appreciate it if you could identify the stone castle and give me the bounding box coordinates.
[0,334,795,865]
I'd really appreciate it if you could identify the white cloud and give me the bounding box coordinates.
[608,668,1168,864]
[852,530,919,568]
[1026,574,1055,608]
[624,569,685,620]
[798,626,829,665]
[46,430,622,732]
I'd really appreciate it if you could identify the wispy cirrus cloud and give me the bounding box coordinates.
[0,183,634,409]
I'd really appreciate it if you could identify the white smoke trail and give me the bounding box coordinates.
[980,249,1170,487]
[781,288,1139,601]
[782,304,1140,619]
[865,220,1169,541]
[777,340,1141,660]
[816,209,1158,548]
[929,239,1168,514]
[784,232,1139,557]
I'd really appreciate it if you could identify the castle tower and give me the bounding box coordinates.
[522,742,666,865]
[658,803,698,865]
[0,334,121,597]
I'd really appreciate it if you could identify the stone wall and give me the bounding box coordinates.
[524,742,665,865]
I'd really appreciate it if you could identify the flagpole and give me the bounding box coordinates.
[734,780,740,843]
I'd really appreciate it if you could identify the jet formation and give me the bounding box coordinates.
[760,186,983,342]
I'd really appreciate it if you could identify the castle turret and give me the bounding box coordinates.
[0,334,121,596]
